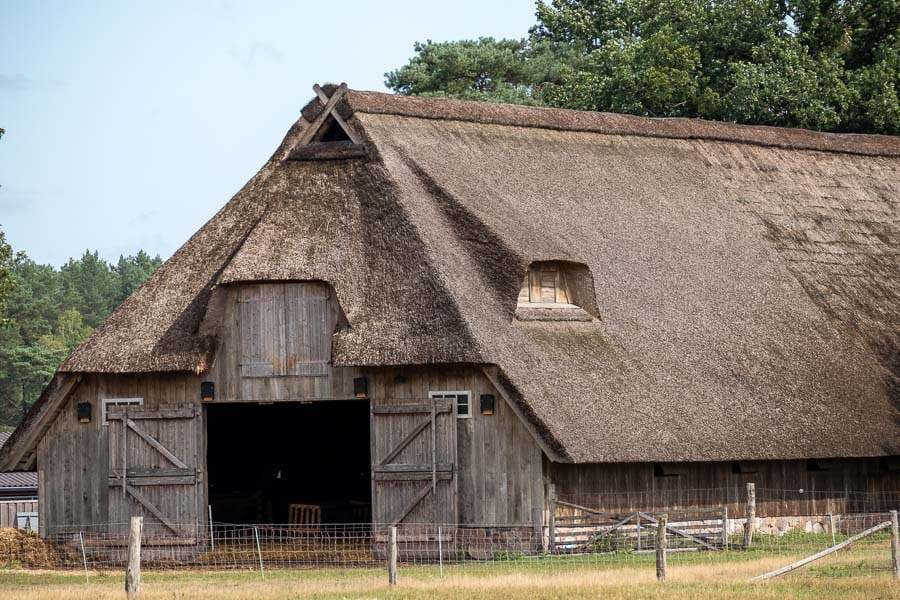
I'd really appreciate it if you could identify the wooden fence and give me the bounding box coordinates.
[0,500,38,528]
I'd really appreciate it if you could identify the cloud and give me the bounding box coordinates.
[0,74,69,92]
[227,41,285,67]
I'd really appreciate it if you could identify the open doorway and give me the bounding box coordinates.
[206,401,371,524]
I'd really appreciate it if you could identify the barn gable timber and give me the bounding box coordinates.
[2,84,899,474]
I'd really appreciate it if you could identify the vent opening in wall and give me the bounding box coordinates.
[515,261,597,322]
[101,398,143,424]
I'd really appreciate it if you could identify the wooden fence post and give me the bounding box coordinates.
[548,484,557,554]
[891,510,899,581]
[388,526,398,586]
[656,513,667,581]
[743,483,756,549]
[125,516,142,600]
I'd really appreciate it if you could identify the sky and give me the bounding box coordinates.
[1,0,537,266]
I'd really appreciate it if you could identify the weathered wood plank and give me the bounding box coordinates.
[374,463,453,473]
[107,408,194,420]
[373,403,452,415]
[109,476,197,487]
[374,472,453,482]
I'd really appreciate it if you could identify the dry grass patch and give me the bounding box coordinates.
[1,538,896,599]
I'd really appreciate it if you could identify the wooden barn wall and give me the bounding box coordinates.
[369,366,544,526]
[202,281,546,526]
[36,372,201,535]
[550,458,900,516]
[35,367,545,532]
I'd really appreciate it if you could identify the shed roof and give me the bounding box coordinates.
[0,432,37,490]
[20,86,900,463]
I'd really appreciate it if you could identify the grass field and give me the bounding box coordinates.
[1,540,897,600]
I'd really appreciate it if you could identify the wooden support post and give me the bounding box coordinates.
[722,505,728,549]
[656,513,667,581]
[122,408,128,498]
[388,526,398,586]
[125,516,142,600]
[743,483,756,549]
[548,484,557,554]
[430,401,437,524]
[891,510,899,581]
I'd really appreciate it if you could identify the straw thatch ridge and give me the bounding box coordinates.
[17,86,897,464]
[345,90,900,157]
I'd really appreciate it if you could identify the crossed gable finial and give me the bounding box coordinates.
[297,83,361,146]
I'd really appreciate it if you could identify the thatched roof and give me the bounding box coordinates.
[52,87,900,463]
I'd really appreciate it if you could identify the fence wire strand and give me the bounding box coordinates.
[1,487,896,587]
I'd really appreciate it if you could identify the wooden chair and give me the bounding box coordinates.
[288,503,321,525]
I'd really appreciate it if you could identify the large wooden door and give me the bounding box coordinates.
[371,399,458,525]
[107,406,203,540]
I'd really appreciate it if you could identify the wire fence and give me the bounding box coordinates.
[1,487,897,586]
[7,514,894,581]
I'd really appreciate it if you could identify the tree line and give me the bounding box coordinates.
[0,227,161,427]
[386,0,899,134]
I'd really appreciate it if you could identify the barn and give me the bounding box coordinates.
[0,84,897,543]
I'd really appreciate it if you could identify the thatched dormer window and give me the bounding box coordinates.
[515,261,596,322]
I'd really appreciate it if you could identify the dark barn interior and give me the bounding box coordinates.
[206,401,371,524]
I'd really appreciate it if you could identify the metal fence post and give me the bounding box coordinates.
[656,513,667,581]
[388,526,398,586]
[79,531,88,582]
[437,526,443,578]
[743,482,756,549]
[254,526,264,579]
[208,505,215,551]
[125,516,142,600]
[548,484,557,554]
[828,513,836,547]
[891,510,899,581]
[721,505,728,549]
[636,513,642,551]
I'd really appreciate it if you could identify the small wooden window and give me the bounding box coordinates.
[429,391,471,419]
[515,261,596,321]
[653,463,680,478]
[731,461,758,475]
[519,263,572,306]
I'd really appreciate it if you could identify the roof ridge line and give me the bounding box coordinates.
[345,90,900,158]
